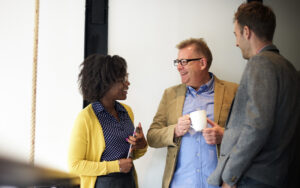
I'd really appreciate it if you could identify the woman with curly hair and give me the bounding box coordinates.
[68,54,147,188]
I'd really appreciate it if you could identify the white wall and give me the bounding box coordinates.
[0,0,85,170]
[0,0,299,187]
[34,0,85,169]
[0,0,34,161]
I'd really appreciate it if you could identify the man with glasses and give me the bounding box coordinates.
[147,38,238,188]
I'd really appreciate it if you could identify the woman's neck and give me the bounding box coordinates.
[100,97,119,120]
[100,97,114,112]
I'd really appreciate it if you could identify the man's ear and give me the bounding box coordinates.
[200,58,208,70]
[243,25,251,40]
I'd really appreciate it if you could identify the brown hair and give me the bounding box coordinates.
[78,54,127,102]
[176,38,213,69]
[234,2,276,42]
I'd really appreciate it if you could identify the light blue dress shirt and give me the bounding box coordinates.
[170,74,220,188]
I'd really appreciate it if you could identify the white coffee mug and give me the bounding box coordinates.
[189,110,207,132]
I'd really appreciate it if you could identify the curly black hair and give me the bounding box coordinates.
[78,54,127,102]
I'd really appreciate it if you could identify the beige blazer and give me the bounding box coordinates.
[147,75,238,188]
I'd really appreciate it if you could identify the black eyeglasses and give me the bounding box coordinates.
[173,58,203,66]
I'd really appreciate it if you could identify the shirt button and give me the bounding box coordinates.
[197,153,200,157]
[196,169,200,173]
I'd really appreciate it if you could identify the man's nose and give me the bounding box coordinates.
[177,63,184,70]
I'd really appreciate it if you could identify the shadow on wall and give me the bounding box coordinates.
[287,70,300,188]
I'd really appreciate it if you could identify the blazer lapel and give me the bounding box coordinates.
[214,76,224,124]
[225,97,235,127]
[175,84,187,145]
[176,84,187,118]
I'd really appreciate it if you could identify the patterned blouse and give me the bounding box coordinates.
[92,101,134,161]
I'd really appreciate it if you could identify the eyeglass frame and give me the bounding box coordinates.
[173,57,203,66]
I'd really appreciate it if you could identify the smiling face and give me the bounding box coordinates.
[234,20,251,59]
[177,44,206,89]
[105,74,130,101]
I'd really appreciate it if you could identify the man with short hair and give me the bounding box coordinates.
[147,38,238,188]
[207,2,299,188]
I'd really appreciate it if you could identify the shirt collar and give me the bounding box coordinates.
[256,44,267,54]
[187,72,214,97]
[258,44,279,54]
[92,101,126,115]
[115,101,127,112]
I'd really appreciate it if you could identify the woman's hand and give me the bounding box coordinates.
[127,123,147,150]
[119,158,133,173]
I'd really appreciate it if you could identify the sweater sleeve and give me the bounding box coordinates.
[68,110,120,176]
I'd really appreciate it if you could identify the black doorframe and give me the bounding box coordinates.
[83,0,109,108]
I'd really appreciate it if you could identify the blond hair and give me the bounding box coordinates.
[176,38,213,69]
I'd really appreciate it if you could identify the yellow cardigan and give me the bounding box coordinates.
[68,103,147,188]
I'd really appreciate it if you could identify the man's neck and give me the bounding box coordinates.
[250,37,272,57]
[192,72,211,91]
